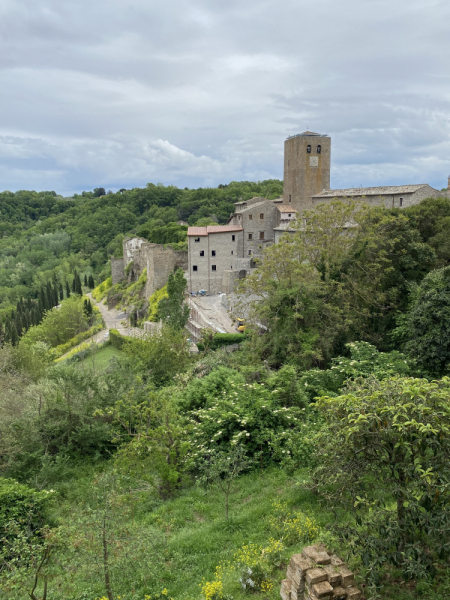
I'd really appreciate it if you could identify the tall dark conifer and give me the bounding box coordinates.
[84,274,88,287]
[66,281,71,298]
[10,322,18,346]
[59,283,64,301]
[15,312,23,338]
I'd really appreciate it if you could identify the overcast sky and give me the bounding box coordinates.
[0,0,449,196]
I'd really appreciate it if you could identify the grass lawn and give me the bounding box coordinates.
[73,343,123,371]
[36,463,449,600]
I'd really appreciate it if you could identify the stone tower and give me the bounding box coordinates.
[283,131,331,213]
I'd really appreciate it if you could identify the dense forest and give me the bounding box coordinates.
[1,183,450,600]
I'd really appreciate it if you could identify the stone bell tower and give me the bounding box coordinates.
[283,131,331,214]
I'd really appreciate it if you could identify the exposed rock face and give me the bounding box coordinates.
[281,545,363,600]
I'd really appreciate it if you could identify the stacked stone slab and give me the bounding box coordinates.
[280,544,362,600]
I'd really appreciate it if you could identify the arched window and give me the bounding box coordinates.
[317,145,321,154]
[307,145,311,154]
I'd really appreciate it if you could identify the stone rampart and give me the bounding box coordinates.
[111,257,125,285]
[281,545,363,600]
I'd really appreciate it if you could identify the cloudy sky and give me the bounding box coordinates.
[0,0,449,195]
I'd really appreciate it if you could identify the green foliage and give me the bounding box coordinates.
[158,269,190,329]
[402,267,450,375]
[21,296,89,348]
[300,341,411,400]
[0,478,54,541]
[188,378,311,471]
[313,376,450,582]
[109,328,127,350]
[177,367,244,412]
[92,277,112,301]
[52,322,104,360]
[239,201,437,367]
[122,325,191,385]
[113,390,192,499]
[147,285,168,321]
[197,333,246,352]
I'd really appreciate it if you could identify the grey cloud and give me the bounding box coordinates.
[0,0,449,194]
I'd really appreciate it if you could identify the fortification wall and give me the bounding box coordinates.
[111,257,125,284]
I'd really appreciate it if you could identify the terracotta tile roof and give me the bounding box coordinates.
[277,205,298,213]
[187,225,243,236]
[313,184,432,198]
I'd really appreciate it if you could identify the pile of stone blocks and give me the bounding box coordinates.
[280,544,363,600]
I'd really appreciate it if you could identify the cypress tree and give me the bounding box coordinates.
[65,281,71,298]
[88,274,95,289]
[15,312,23,338]
[53,284,59,306]
[27,297,32,311]
[4,320,10,344]
[59,283,64,301]
[72,270,78,293]
[10,321,18,346]
[84,274,88,287]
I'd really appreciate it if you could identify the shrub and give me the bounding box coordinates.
[197,333,246,352]
[313,375,450,582]
[0,478,54,540]
[52,323,104,359]
[109,328,129,350]
[147,285,168,322]
[92,277,112,301]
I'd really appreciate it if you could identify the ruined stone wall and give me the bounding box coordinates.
[281,544,363,600]
[114,237,187,297]
[111,257,125,285]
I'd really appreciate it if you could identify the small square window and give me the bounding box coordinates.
[232,234,235,241]
[194,237,200,242]
[200,250,204,256]
[212,265,216,271]
[193,265,198,271]
[231,250,234,255]
[259,232,264,240]
[211,250,216,257]
[260,213,264,219]
[248,233,253,240]
[248,250,252,256]
[249,215,253,220]
[288,214,291,217]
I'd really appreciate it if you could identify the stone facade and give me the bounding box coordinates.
[229,197,282,257]
[281,545,363,600]
[187,225,243,294]
[111,237,188,297]
[283,131,331,214]
[312,183,440,209]
[111,257,125,285]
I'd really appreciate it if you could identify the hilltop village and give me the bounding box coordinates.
[113,131,450,295]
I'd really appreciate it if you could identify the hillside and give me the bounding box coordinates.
[1,191,450,600]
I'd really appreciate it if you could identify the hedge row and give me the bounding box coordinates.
[110,328,132,350]
[197,332,245,351]
[51,323,104,359]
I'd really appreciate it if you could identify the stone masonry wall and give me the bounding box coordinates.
[111,257,125,285]
[281,544,363,600]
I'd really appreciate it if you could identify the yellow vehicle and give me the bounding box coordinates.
[236,317,246,333]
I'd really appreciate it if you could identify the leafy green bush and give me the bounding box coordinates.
[197,333,246,351]
[300,341,411,400]
[52,323,104,359]
[110,328,128,350]
[177,367,244,411]
[92,277,112,301]
[0,478,54,539]
[147,285,168,321]
[313,375,450,582]
[403,266,450,375]
[21,296,90,348]
[188,377,311,470]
